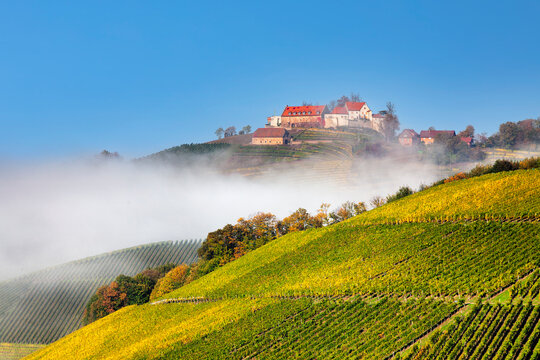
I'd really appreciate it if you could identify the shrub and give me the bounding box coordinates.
[489,159,519,173]
[83,263,175,324]
[387,187,414,202]
[150,265,190,301]
[519,157,540,170]
[444,172,467,184]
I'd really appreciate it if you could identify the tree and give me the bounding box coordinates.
[242,125,252,134]
[302,101,313,106]
[382,102,400,141]
[499,122,520,148]
[370,196,385,208]
[224,126,237,137]
[386,186,414,203]
[313,203,331,226]
[327,100,337,111]
[458,125,475,138]
[332,93,363,108]
[150,265,190,301]
[328,201,366,224]
[279,208,314,233]
[215,127,224,139]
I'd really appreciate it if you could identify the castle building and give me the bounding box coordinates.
[324,106,349,128]
[252,128,291,145]
[280,105,329,128]
[345,102,372,122]
[267,101,383,133]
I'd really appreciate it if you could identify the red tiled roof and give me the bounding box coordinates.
[372,114,385,118]
[331,106,348,114]
[460,136,473,144]
[345,102,366,111]
[253,128,289,138]
[399,129,419,138]
[282,105,326,117]
[419,130,456,138]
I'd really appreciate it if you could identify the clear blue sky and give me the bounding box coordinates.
[1,0,539,159]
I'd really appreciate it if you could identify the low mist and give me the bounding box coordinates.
[0,155,440,281]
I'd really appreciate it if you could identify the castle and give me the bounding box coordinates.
[266,102,385,133]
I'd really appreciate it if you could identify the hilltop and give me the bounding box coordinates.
[26,169,540,359]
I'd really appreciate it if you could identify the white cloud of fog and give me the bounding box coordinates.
[0,155,440,281]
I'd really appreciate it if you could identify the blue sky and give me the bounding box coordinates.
[1,0,539,159]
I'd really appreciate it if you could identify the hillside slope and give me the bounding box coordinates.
[27,170,540,359]
[0,240,201,346]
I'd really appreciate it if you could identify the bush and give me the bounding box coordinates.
[83,263,175,324]
[444,172,468,184]
[150,265,190,301]
[519,157,540,170]
[386,187,414,203]
[489,159,519,173]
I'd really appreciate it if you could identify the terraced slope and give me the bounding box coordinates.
[0,240,201,346]
[27,169,540,360]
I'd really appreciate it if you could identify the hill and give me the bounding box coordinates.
[0,239,201,348]
[147,128,383,182]
[26,170,540,359]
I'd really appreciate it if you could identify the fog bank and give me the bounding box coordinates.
[0,156,439,280]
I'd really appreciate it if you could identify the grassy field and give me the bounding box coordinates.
[25,169,540,359]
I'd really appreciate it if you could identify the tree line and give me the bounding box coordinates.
[215,125,252,139]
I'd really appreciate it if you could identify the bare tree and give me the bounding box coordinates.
[242,125,252,134]
[382,102,400,141]
[327,100,337,111]
[302,101,313,106]
[215,127,224,139]
[350,92,362,102]
[370,196,386,208]
[330,93,363,108]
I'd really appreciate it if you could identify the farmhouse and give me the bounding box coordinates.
[252,128,291,145]
[398,129,420,146]
[419,130,456,144]
[345,102,372,122]
[280,105,329,128]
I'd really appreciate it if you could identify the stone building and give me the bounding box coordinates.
[324,106,349,128]
[252,128,291,145]
[345,102,372,122]
[280,105,329,128]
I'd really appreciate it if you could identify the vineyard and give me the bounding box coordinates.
[355,169,540,224]
[162,222,539,300]
[0,239,201,346]
[0,343,45,360]
[405,302,540,360]
[157,297,458,360]
[23,169,540,359]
